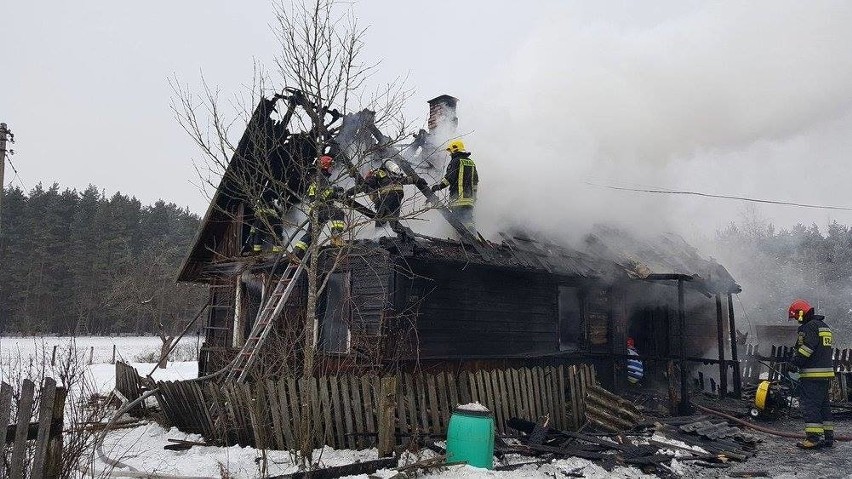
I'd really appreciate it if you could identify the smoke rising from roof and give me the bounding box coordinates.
[456,1,852,241]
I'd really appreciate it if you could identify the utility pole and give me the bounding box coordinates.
[0,122,9,237]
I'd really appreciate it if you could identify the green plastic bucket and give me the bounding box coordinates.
[446,405,495,469]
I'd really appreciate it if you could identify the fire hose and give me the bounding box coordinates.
[692,403,852,441]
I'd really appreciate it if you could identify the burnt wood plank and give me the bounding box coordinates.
[339,376,355,449]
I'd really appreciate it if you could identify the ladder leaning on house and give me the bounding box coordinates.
[224,257,308,383]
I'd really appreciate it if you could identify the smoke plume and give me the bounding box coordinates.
[458,1,852,241]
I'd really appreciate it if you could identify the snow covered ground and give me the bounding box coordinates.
[98,422,654,479]
[0,337,667,477]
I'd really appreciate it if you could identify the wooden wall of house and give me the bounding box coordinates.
[396,260,559,359]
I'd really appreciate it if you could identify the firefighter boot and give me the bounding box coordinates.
[823,430,834,448]
[796,435,825,450]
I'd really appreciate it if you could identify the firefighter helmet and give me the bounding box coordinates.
[319,155,333,171]
[788,299,814,322]
[383,159,403,177]
[446,139,466,154]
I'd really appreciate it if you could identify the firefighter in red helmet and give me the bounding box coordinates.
[292,155,346,257]
[788,299,835,449]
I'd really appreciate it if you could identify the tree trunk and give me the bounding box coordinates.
[299,204,321,461]
[158,335,174,369]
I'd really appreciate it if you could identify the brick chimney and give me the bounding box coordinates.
[427,95,459,133]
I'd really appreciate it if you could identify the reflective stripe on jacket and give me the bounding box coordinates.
[440,152,478,207]
[792,316,834,379]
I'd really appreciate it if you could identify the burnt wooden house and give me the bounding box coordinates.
[177,95,744,400]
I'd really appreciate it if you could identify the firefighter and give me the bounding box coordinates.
[788,299,835,449]
[292,155,346,258]
[246,190,284,254]
[431,139,478,232]
[627,337,644,385]
[351,159,418,237]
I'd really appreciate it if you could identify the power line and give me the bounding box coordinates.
[4,155,25,190]
[583,181,852,212]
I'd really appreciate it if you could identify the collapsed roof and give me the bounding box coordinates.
[177,95,740,295]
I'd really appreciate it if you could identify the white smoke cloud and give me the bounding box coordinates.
[458,1,852,241]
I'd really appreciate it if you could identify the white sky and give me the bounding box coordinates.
[3,1,852,238]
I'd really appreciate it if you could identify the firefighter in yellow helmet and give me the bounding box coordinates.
[292,156,346,258]
[431,139,479,232]
[788,299,835,449]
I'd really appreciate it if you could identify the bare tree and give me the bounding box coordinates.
[171,0,430,462]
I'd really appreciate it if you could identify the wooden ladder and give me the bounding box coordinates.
[225,258,307,383]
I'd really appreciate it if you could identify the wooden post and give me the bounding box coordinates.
[87,346,94,365]
[715,294,728,397]
[51,345,57,366]
[0,123,10,237]
[677,279,692,415]
[666,360,677,416]
[378,376,397,457]
[111,344,117,364]
[11,379,35,478]
[727,293,742,397]
[45,387,67,478]
[31,378,57,478]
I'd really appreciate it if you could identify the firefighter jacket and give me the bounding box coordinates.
[438,152,478,207]
[791,315,835,379]
[361,167,414,198]
[307,172,342,208]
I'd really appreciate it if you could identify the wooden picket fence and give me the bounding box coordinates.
[153,364,596,450]
[0,378,66,478]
